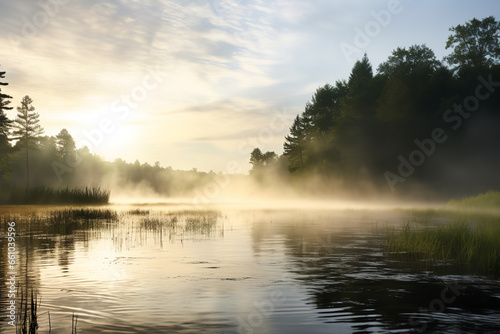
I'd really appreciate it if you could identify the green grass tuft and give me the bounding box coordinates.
[386,217,500,275]
[447,190,500,210]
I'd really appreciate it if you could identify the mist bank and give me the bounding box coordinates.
[0,144,448,205]
[1,17,499,204]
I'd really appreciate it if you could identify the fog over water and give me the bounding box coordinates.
[1,204,500,333]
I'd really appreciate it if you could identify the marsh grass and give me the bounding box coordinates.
[126,209,150,216]
[15,288,77,334]
[447,190,500,210]
[140,216,178,229]
[163,209,222,217]
[136,210,221,237]
[16,288,39,334]
[185,215,219,233]
[0,208,118,238]
[0,186,110,205]
[386,214,500,275]
[50,208,118,221]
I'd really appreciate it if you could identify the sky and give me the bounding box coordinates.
[0,0,499,173]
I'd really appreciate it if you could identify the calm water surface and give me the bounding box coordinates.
[1,204,499,333]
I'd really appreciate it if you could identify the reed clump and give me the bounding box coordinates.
[15,288,77,334]
[386,219,500,275]
[185,215,218,232]
[140,216,178,229]
[0,209,118,236]
[50,208,118,221]
[0,186,110,205]
[138,210,220,235]
[16,288,39,334]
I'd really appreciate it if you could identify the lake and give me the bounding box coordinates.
[1,204,499,333]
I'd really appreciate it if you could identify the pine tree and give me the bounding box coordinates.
[0,65,13,182]
[12,96,44,189]
[0,65,13,138]
[283,115,308,172]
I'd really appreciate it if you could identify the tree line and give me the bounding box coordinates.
[251,16,500,198]
[1,16,500,202]
[0,72,232,202]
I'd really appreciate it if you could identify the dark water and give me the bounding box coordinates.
[0,205,499,333]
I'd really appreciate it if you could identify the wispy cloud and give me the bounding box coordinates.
[1,0,498,171]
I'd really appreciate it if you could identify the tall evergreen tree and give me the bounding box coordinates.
[349,53,373,86]
[0,65,13,139]
[333,54,380,175]
[344,53,375,121]
[283,115,308,172]
[0,65,13,182]
[12,96,44,189]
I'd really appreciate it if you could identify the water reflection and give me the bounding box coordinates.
[0,206,498,333]
[0,206,227,333]
[249,210,500,333]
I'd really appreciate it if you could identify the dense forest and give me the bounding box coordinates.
[251,16,500,199]
[1,16,500,203]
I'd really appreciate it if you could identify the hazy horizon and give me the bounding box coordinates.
[2,0,499,173]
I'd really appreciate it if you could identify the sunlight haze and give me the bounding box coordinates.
[1,0,498,172]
